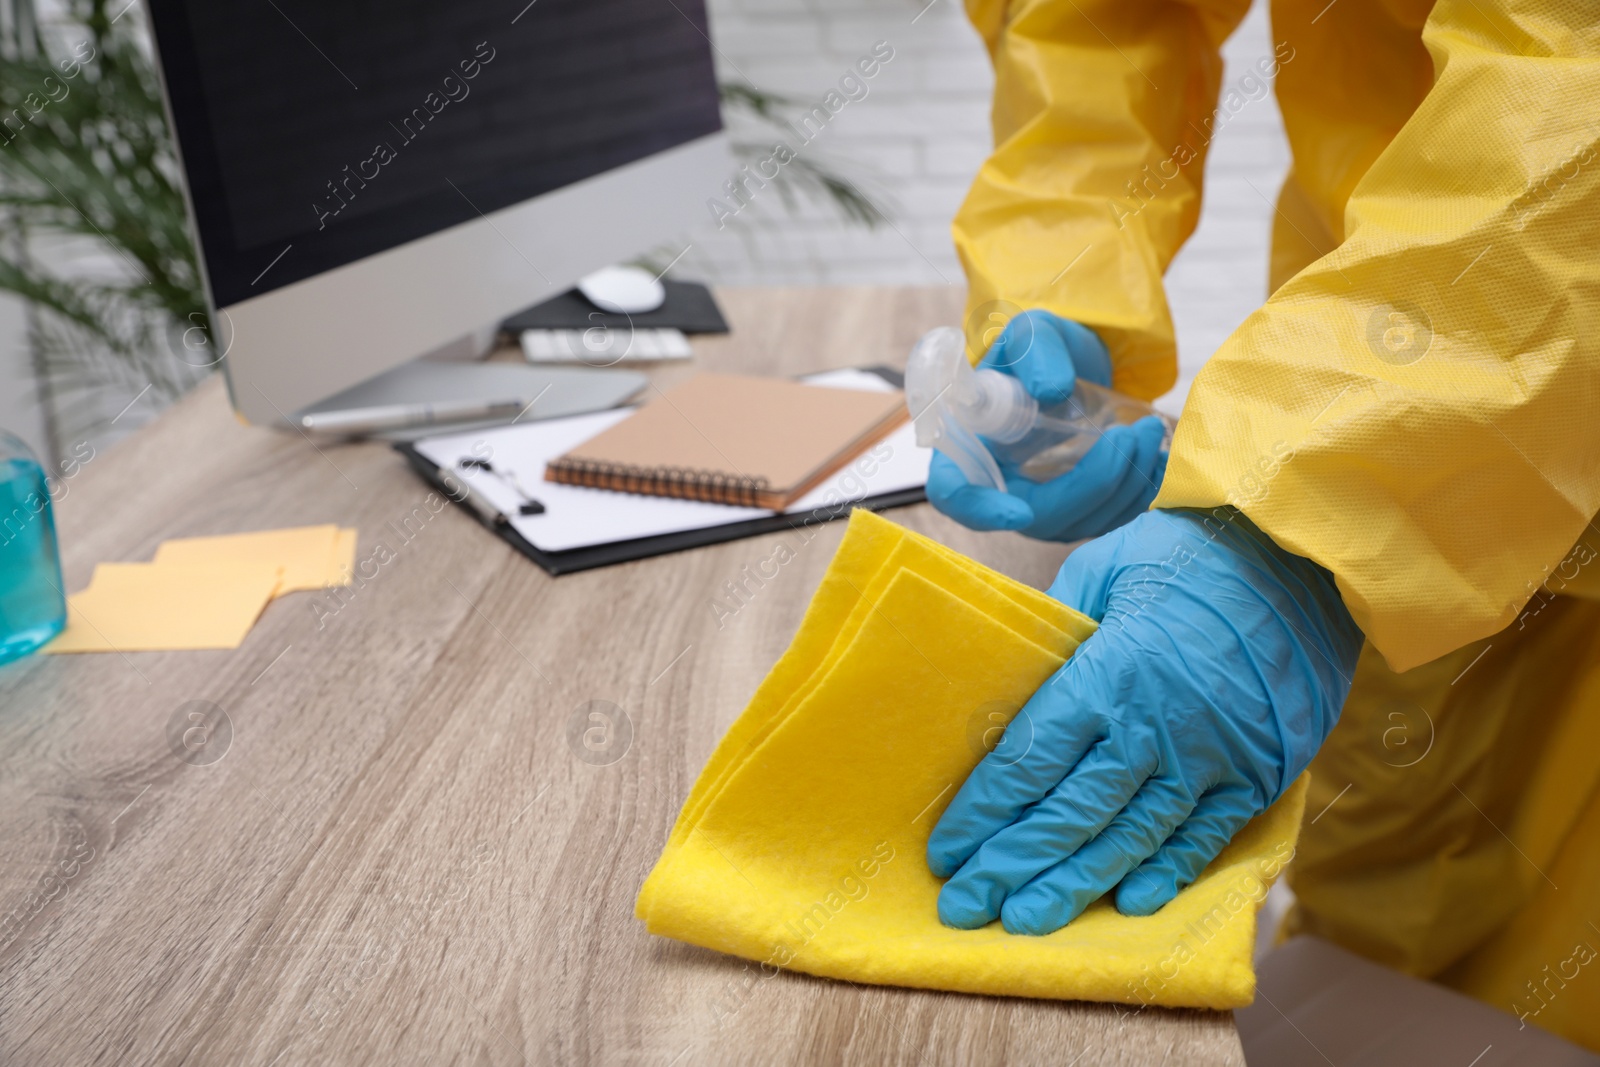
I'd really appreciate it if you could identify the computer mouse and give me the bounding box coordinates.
[578,265,666,315]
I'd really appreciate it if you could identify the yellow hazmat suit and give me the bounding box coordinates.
[954,0,1600,1048]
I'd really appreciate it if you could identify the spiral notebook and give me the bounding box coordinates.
[544,373,908,509]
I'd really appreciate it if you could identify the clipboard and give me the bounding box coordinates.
[394,367,928,576]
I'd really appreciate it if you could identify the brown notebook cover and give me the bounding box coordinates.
[544,373,908,508]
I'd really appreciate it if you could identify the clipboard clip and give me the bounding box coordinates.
[455,458,546,518]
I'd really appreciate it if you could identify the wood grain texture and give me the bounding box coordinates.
[0,288,1244,1066]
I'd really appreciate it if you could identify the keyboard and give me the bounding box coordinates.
[520,327,692,364]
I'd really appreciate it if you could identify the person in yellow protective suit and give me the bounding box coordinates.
[948,0,1600,1048]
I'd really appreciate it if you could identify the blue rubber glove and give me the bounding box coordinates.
[926,309,1167,542]
[927,508,1363,935]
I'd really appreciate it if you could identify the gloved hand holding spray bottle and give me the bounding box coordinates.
[906,324,1175,539]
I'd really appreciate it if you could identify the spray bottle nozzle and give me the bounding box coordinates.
[905,326,1035,492]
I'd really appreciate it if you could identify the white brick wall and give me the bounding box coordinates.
[686,0,1292,415]
[680,0,992,288]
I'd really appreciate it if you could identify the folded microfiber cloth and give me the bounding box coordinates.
[637,509,1309,1009]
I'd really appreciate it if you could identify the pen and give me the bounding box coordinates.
[298,397,528,436]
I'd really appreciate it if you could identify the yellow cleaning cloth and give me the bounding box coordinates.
[154,524,357,595]
[637,509,1308,1009]
[45,561,283,652]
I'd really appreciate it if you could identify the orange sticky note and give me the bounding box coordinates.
[45,561,282,653]
[327,527,357,587]
[155,525,347,596]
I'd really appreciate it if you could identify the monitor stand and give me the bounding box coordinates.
[292,341,647,441]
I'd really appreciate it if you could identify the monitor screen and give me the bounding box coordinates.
[149,0,722,308]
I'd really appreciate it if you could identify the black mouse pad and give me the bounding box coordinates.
[500,279,729,335]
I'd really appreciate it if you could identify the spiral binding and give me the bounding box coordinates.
[547,457,773,507]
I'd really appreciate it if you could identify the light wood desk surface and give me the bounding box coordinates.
[0,288,1244,1065]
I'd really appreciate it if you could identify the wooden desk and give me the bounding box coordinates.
[0,288,1243,1065]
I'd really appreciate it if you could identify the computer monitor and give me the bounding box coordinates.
[147,0,731,426]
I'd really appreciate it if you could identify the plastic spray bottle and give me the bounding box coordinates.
[0,429,66,663]
[905,326,1175,491]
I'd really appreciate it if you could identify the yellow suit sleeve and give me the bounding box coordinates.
[1155,0,1600,671]
[955,0,1255,392]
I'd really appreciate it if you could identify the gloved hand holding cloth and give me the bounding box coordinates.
[638,509,1315,1008]
[931,508,1364,934]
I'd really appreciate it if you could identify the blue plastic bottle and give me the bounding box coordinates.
[0,430,66,663]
